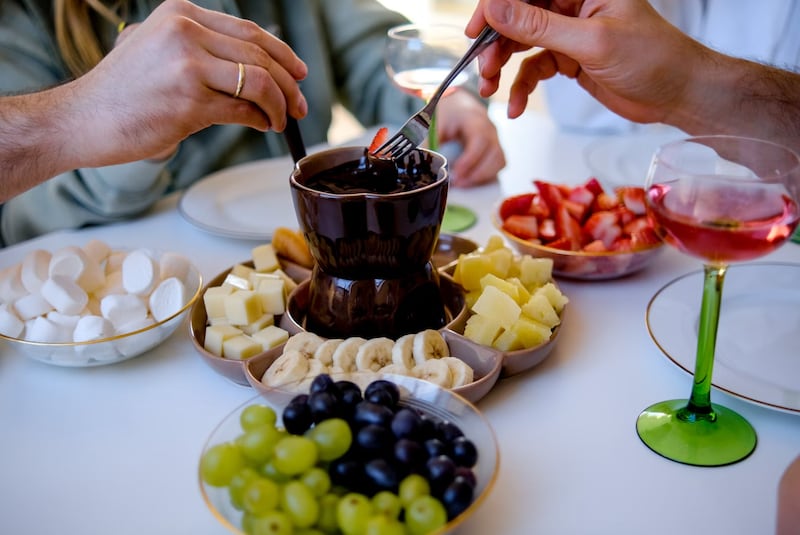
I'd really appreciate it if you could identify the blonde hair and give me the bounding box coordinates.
[54,0,127,77]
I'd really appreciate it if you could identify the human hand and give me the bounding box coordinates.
[72,0,308,167]
[465,0,706,126]
[436,90,506,187]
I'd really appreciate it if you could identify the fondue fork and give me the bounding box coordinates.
[371,24,500,160]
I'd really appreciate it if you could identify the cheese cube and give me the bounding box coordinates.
[241,313,275,335]
[224,290,263,325]
[255,278,285,315]
[222,273,250,291]
[204,324,242,356]
[230,263,256,280]
[252,244,280,273]
[222,334,263,360]
[251,325,289,349]
[203,285,234,320]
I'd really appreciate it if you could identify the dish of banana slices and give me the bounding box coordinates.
[245,329,503,404]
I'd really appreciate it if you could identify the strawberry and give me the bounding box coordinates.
[368,127,389,153]
[567,185,596,209]
[534,180,565,214]
[613,206,638,226]
[617,186,647,215]
[499,193,536,220]
[582,239,608,253]
[529,195,551,218]
[583,210,622,248]
[594,192,620,211]
[562,199,589,223]
[502,214,539,240]
[538,218,557,241]
[545,237,573,250]
[583,177,605,196]
[554,205,583,249]
[623,216,652,235]
[610,238,635,252]
[630,227,662,248]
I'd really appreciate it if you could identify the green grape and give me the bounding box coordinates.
[242,510,293,535]
[281,480,320,529]
[398,474,430,507]
[336,493,373,535]
[261,458,292,483]
[295,529,325,535]
[229,467,260,510]
[316,493,341,534]
[306,418,352,461]
[364,514,405,535]
[237,425,282,464]
[301,466,332,497]
[242,477,280,515]
[273,435,318,476]
[200,442,245,487]
[240,404,278,431]
[405,495,448,535]
[371,491,401,519]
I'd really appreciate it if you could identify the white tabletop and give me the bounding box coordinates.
[1,104,798,535]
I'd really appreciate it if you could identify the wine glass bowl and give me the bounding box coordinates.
[637,135,800,466]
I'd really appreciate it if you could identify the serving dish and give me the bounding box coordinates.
[199,374,499,534]
[0,247,202,367]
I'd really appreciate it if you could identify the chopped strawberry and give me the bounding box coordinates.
[617,186,647,215]
[502,214,539,240]
[594,192,620,211]
[582,239,609,253]
[529,195,551,218]
[583,177,605,196]
[368,127,389,153]
[534,180,565,214]
[554,205,583,249]
[499,193,536,220]
[623,216,652,235]
[545,237,573,251]
[583,210,622,248]
[613,206,638,226]
[567,185,596,209]
[538,218,557,241]
[630,227,662,248]
[562,199,589,223]
[610,238,635,252]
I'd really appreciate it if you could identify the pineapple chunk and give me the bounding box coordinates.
[463,314,503,347]
[521,293,561,328]
[493,328,524,352]
[222,334,264,360]
[535,282,569,313]
[223,289,263,325]
[509,316,553,348]
[479,273,519,301]
[485,248,513,278]
[252,325,290,349]
[482,234,507,252]
[519,255,554,289]
[471,285,521,329]
[507,277,532,305]
[204,324,243,357]
[457,254,494,291]
[464,290,482,311]
[251,243,280,273]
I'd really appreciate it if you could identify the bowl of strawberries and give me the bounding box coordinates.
[493,178,664,280]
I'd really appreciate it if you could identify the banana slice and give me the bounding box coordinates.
[392,333,416,370]
[261,349,310,387]
[355,337,395,372]
[414,359,452,388]
[314,338,344,366]
[380,363,416,378]
[412,329,449,366]
[306,357,329,380]
[331,337,366,373]
[439,356,474,388]
[283,332,325,357]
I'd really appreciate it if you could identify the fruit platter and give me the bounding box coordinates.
[200,373,499,535]
[494,177,664,279]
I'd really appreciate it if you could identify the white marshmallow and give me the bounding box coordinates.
[20,249,51,294]
[26,316,71,343]
[100,294,148,331]
[73,315,114,343]
[13,293,53,320]
[82,239,111,265]
[148,277,187,322]
[122,249,159,296]
[105,251,126,274]
[40,275,89,315]
[0,264,27,304]
[0,304,24,338]
[114,317,158,357]
[158,252,192,285]
[46,311,81,331]
[93,270,124,300]
[49,246,88,281]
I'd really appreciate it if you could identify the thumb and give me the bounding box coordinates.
[484,0,583,57]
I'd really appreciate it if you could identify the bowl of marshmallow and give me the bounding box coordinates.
[0,239,202,366]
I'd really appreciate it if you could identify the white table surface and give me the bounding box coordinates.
[1,104,798,535]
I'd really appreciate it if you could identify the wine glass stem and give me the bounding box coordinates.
[681,263,727,421]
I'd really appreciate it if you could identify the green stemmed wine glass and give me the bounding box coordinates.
[638,135,800,466]
[384,23,478,233]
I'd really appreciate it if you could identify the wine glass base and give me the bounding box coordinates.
[441,204,477,233]
[636,399,757,467]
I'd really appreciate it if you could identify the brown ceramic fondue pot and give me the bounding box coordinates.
[290,147,449,339]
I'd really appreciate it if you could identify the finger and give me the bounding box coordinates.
[465,0,492,37]
[507,50,558,117]
[482,0,586,56]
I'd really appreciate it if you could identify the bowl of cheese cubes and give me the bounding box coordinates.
[189,241,310,386]
[0,240,202,366]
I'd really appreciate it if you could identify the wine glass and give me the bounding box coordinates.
[384,23,478,232]
[637,135,800,466]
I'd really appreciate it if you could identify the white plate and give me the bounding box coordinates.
[583,127,685,188]
[178,157,298,241]
[646,262,800,414]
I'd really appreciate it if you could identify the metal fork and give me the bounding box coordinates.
[372,25,500,160]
